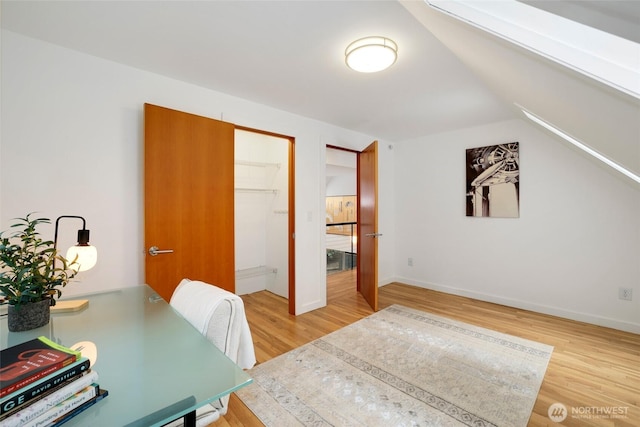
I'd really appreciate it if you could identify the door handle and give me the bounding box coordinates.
[365,233,383,238]
[148,246,174,256]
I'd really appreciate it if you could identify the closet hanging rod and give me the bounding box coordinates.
[235,160,281,169]
[235,188,278,193]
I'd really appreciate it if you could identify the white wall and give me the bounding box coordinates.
[326,148,357,196]
[0,30,382,314]
[393,119,640,333]
[326,175,356,197]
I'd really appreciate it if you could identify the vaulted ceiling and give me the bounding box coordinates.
[2,1,639,183]
[402,0,639,184]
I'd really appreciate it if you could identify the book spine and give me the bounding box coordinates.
[0,359,91,416]
[1,362,64,399]
[50,388,108,427]
[0,370,99,427]
[1,336,79,398]
[22,384,99,427]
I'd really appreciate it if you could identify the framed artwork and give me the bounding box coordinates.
[466,142,519,218]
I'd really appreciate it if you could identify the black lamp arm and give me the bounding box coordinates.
[53,215,89,265]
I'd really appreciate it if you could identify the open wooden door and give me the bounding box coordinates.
[144,104,235,302]
[357,140,379,311]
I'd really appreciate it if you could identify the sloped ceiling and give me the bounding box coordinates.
[401,0,640,186]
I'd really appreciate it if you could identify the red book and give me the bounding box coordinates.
[0,337,79,398]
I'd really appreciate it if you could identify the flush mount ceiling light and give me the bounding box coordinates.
[345,36,398,73]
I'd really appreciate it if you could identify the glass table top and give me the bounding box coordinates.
[1,285,252,426]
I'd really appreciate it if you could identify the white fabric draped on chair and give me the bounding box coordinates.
[165,279,256,427]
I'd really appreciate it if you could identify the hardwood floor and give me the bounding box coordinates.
[213,270,640,426]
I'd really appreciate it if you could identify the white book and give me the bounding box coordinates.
[1,371,99,427]
[22,384,99,427]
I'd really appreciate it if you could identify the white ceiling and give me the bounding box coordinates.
[2,0,638,180]
[1,0,515,142]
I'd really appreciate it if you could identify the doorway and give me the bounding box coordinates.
[235,129,291,300]
[325,147,358,301]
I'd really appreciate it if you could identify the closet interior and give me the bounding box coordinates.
[234,129,289,298]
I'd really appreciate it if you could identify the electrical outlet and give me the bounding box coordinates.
[619,287,633,301]
[408,257,413,267]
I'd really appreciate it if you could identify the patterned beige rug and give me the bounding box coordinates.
[236,305,553,426]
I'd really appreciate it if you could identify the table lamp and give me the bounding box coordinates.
[52,215,98,312]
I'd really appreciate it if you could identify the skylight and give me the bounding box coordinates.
[520,106,640,184]
[426,0,640,99]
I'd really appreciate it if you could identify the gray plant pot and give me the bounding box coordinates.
[7,299,51,332]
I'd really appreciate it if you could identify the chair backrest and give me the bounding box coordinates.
[169,279,248,415]
[202,297,244,365]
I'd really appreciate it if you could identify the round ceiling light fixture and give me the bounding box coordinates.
[345,36,398,73]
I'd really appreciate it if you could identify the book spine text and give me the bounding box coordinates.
[0,359,91,415]
[1,370,99,427]
[23,384,99,427]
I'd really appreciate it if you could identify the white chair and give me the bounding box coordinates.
[165,279,256,427]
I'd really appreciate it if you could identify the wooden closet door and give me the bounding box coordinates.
[144,104,235,301]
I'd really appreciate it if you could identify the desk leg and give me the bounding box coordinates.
[184,410,196,427]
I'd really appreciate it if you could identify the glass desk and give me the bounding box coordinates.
[0,285,253,426]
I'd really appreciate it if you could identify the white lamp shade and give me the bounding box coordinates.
[66,245,98,272]
[345,36,398,73]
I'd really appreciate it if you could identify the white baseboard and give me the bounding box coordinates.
[386,276,640,334]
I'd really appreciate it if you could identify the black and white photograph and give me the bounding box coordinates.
[466,142,520,218]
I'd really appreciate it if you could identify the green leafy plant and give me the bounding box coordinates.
[0,214,78,308]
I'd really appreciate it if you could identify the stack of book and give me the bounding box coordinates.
[0,336,108,426]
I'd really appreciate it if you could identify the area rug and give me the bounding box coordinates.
[236,304,553,426]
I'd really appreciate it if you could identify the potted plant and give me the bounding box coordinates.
[0,214,79,332]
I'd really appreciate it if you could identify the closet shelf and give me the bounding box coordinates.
[235,160,281,169]
[235,265,278,279]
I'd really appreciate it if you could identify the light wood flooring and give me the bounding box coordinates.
[213,270,640,427]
